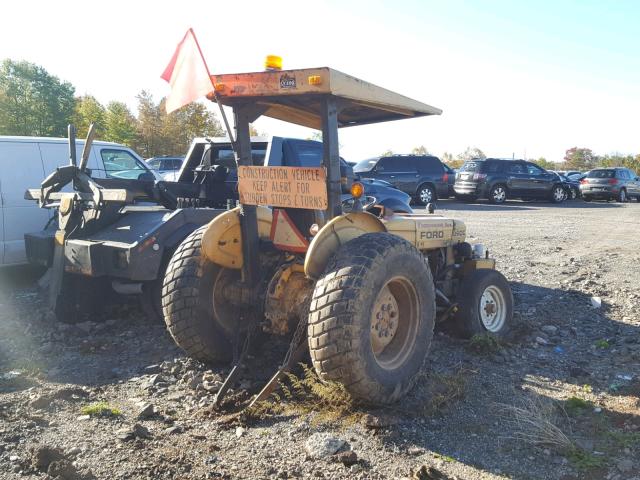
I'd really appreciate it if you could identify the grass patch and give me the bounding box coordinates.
[567,449,607,470]
[564,396,592,416]
[581,384,593,394]
[468,334,502,355]
[80,402,122,417]
[433,453,455,463]
[594,339,610,349]
[245,363,361,425]
[422,369,469,416]
[607,430,640,448]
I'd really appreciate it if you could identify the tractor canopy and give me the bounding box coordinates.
[210,67,442,129]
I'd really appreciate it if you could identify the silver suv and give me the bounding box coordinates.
[580,168,640,202]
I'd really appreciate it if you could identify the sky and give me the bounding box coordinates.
[1,0,639,163]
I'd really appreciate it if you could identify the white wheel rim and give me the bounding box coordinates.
[479,285,506,332]
[554,187,564,202]
[493,187,506,202]
[420,188,433,203]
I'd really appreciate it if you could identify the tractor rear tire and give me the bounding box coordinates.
[308,233,435,404]
[161,226,235,363]
[452,269,513,338]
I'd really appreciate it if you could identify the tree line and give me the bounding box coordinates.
[0,59,224,158]
[386,146,640,173]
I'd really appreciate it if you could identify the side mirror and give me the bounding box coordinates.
[138,172,155,181]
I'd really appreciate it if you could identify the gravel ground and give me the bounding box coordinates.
[0,199,639,480]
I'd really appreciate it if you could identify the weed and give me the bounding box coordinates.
[594,339,610,349]
[468,334,501,354]
[564,396,592,415]
[498,396,573,451]
[581,384,593,394]
[245,364,361,425]
[567,448,607,470]
[422,369,468,416]
[433,453,455,463]
[80,402,121,417]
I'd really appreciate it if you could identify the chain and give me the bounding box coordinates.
[281,312,308,368]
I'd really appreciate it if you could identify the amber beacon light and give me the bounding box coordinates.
[350,182,364,199]
[265,55,283,71]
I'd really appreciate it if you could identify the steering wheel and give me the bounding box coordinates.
[342,195,377,213]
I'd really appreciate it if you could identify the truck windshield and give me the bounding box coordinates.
[353,159,378,173]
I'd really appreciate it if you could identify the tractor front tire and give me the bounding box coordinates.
[161,226,235,364]
[452,269,513,338]
[308,233,435,404]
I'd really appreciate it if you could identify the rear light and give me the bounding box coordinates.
[442,173,449,183]
[580,179,588,184]
[608,178,618,185]
[473,173,487,181]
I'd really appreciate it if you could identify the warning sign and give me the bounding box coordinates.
[237,166,328,209]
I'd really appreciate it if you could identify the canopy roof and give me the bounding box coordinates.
[211,67,442,129]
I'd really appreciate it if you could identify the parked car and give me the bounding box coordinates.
[550,171,581,200]
[580,168,640,202]
[146,156,184,181]
[0,136,157,266]
[353,154,450,205]
[454,158,566,204]
[557,170,582,178]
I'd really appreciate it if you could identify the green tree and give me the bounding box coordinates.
[0,59,75,136]
[457,147,486,162]
[533,157,556,170]
[381,149,394,157]
[104,101,137,146]
[411,145,430,155]
[161,100,224,156]
[135,90,166,158]
[72,95,106,138]
[563,147,596,170]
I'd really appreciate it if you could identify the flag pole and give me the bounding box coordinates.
[190,29,237,148]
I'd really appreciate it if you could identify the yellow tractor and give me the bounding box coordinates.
[161,64,513,406]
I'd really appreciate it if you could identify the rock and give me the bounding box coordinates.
[235,426,246,438]
[9,455,20,462]
[116,428,135,442]
[617,458,633,473]
[575,438,594,452]
[164,426,183,435]
[305,433,345,459]
[31,446,65,471]
[29,394,52,410]
[333,450,358,466]
[47,459,79,480]
[77,415,91,421]
[541,325,558,335]
[362,413,399,429]
[590,297,602,309]
[407,446,424,456]
[133,423,152,439]
[136,403,155,419]
[67,447,82,457]
[411,465,451,479]
[202,381,221,393]
[594,407,602,413]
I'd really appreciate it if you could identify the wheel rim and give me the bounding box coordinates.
[370,276,419,370]
[420,187,433,204]
[554,187,565,202]
[479,285,507,333]
[492,187,506,203]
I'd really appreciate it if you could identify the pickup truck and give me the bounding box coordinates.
[25,136,412,322]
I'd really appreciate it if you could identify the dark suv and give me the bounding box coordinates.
[353,154,450,205]
[580,168,640,202]
[454,158,566,204]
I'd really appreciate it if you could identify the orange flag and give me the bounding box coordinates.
[161,28,213,114]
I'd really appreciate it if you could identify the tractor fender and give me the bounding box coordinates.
[304,212,386,280]
[201,206,272,269]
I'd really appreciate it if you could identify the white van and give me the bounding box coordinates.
[0,136,158,266]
